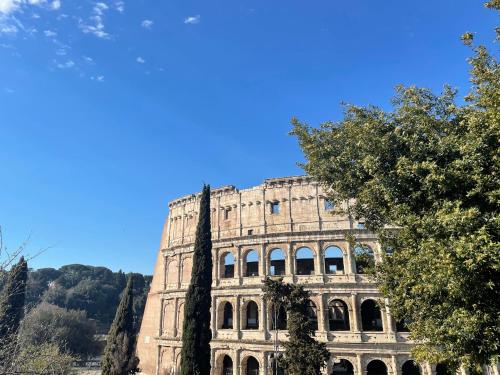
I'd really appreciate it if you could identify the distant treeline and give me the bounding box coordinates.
[20,264,151,333]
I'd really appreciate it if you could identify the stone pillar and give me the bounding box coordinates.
[351,293,360,332]
[285,243,293,275]
[236,246,242,285]
[316,240,324,275]
[348,243,357,275]
[356,354,365,375]
[176,253,182,288]
[235,349,241,375]
[385,298,396,339]
[391,355,398,375]
[212,296,217,337]
[289,243,296,276]
[260,298,267,336]
[318,293,327,335]
[260,244,267,277]
[235,295,241,338]
[214,248,220,286]
[172,298,178,337]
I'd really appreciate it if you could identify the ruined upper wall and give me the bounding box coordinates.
[163,176,354,249]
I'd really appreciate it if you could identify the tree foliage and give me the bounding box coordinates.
[19,302,98,359]
[291,9,499,368]
[11,343,76,375]
[263,278,329,375]
[101,276,140,375]
[180,184,213,375]
[0,256,28,366]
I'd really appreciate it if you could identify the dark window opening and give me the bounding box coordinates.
[324,246,344,274]
[245,250,259,277]
[367,360,388,375]
[361,299,383,331]
[222,302,233,329]
[296,247,315,275]
[270,304,287,330]
[246,357,259,375]
[224,208,231,220]
[402,361,420,375]
[357,222,366,229]
[354,246,375,274]
[223,355,233,375]
[270,202,280,214]
[396,319,410,332]
[306,300,318,331]
[270,249,285,276]
[331,360,354,375]
[222,253,234,278]
[328,300,350,331]
[247,229,254,236]
[246,301,259,329]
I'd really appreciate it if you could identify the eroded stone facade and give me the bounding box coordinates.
[138,176,427,375]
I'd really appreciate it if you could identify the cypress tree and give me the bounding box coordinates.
[180,184,213,375]
[0,257,28,365]
[101,276,140,375]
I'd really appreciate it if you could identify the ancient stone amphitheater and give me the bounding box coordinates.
[137,176,433,375]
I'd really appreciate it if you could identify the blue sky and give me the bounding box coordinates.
[0,0,497,274]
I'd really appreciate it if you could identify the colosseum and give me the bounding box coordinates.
[137,176,437,375]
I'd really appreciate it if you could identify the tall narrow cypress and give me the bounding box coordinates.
[101,276,140,375]
[0,256,28,341]
[180,184,213,375]
[0,256,28,366]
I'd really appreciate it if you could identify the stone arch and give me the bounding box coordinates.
[269,248,286,276]
[181,257,192,283]
[166,259,179,285]
[220,251,235,278]
[361,299,383,331]
[218,300,234,329]
[215,353,234,375]
[402,360,421,375]
[306,299,318,331]
[324,245,345,274]
[328,298,350,331]
[367,360,388,375]
[331,359,355,375]
[295,246,315,275]
[242,300,259,329]
[242,355,261,375]
[244,249,259,277]
[162,301,175,335]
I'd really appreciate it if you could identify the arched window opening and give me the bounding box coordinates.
[296,247,315,275]
[270,304,287,330]
[402,361,421,375]
[331,359,354,375]
[436,364,453,375]
[271,357,286,375]
[222,355,233,375]
[306,300,318,331]
[222,253,235,278]
[367,360,388,375]
[324,246,344,274]
[245,250,259,277]
[361,300,383,331]
[222,302,233,329]
[246,357,259,375]
[354,245,375,274]
[270,248,286,276]
[246,301,259,329]
[328,300,350,331]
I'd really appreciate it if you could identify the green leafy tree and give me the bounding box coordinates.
[263,278,329,375]
[180,184,213,375]
[0,256,28,366]
[291,4,499,369]
[101,277,140,375]
[19,302,98,359]
[11,343,76,375]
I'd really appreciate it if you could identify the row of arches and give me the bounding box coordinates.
[220,245,376,279]
[218,298,384,332]
[218,355,426,375]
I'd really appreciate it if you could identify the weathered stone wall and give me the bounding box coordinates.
[138,176,422,375]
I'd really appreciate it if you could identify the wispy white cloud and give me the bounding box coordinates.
[91,75,104,82]
[79,2,111,39]
[184,14,200,24]
[55,59,74,68]
[0,23,17,33]
[141,19,152,29]
[136,56,145,64]
[43,29,56,37]
[0,0,21,15]
[115,0,123,12]
[83,55,94,63]
[50,0,59,10]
